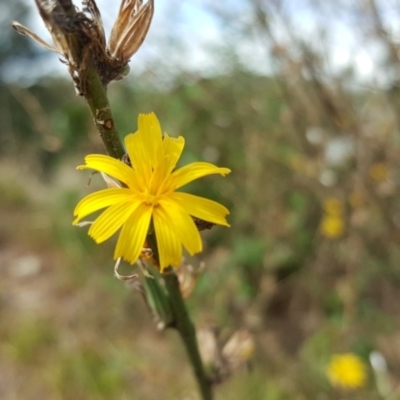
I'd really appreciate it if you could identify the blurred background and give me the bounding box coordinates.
[1,0,400,398]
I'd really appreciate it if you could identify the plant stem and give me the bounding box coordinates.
[146,234,213,399]
[163,270,213,400]
[83,64,125,159]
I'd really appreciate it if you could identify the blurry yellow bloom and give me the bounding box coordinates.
[327,353,367,389]
[73,113,230,271]
[321,197,345,238]
[323,197,344,216]
[369,162,389,182]
[321,215,345,238]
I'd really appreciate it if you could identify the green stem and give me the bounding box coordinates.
[146,234,213,399]
[163,270,213,400]
[83,65,125,159]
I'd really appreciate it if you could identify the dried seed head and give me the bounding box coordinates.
[221,330,255,371]
[12,0,154,90]
[197,327,255,384]
[108,0,154,64]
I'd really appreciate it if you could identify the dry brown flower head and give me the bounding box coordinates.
[13,0,154,93]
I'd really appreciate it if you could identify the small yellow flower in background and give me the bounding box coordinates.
[321,215,345,238]
[323,197,344,216]
[321,197,345,238]
[73,113,230,271]
[327,353,367,389]
[369,162,389,182]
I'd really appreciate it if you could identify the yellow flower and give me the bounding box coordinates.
[323,197,344,217]
[327,353,367,389]
[321,215,345,238]
[73,113,230,271]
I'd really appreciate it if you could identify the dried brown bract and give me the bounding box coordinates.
[12,0,154,93]
[193,217,216,231]
[197,327,255,384]
[108,0,154,66]
[176,260,205,298]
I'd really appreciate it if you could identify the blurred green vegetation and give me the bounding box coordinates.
[1,0,400,399]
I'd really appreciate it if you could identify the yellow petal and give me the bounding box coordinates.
[124,132,152,183]
[73,188,132,224]
[88,199,140,243]
[153,206,183,270]
[125,113,163,182]
[114,203,152,264]
[150,135,185,195]
[78,155,139,190]
[161,134,185,175]
[138,113,163,168]
[158,198,203,255]
[170,192,230,226]
[168,162,231,189]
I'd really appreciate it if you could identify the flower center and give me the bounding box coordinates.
[144,193,159,207]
